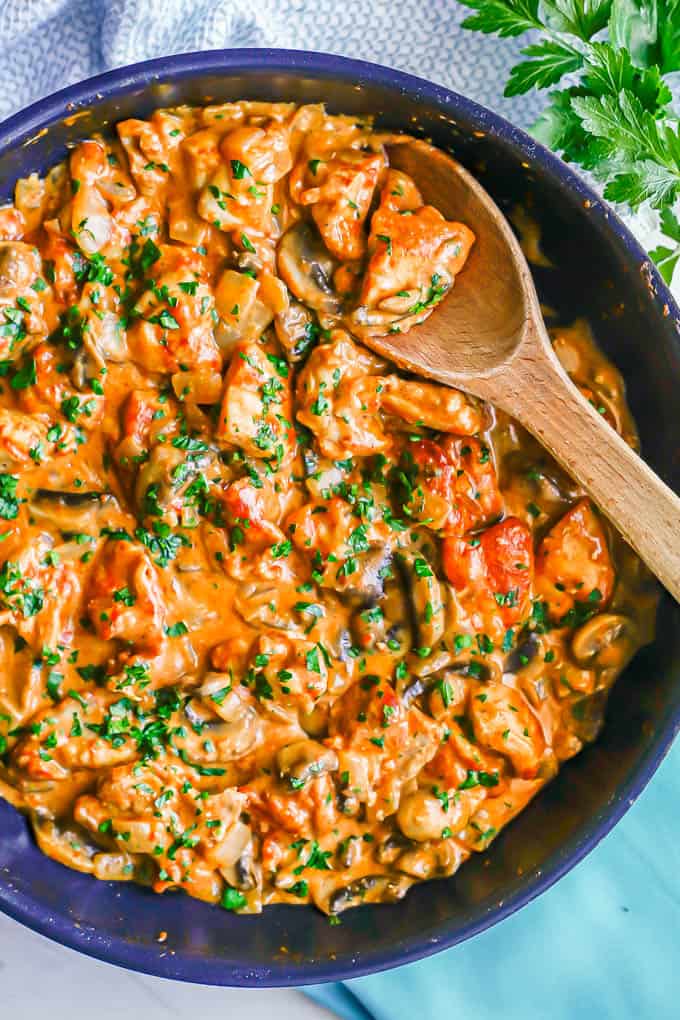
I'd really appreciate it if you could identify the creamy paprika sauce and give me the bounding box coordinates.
[0,102,657,916]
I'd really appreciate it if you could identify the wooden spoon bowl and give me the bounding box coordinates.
[362,140,680,601]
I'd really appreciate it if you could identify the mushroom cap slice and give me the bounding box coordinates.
[571,613,636,669]
[277,221,343,316]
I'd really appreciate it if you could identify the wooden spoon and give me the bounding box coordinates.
[365,139,680,601]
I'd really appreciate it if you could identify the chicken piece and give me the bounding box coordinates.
[39,221,81,302]
[75,759,248,903]
[126,249,222,390]
[296,330,389,459]
[69,140,116,255]
[236,632,331,715]
[469,682,545,779]
[115,389,177,465]
[328,678,443,820]
[383,375,484,434]
[286,495,391,590]
[288,496,357,559]
[0,408,53,468]
[401,437,502,534]
[220,476,285,547]
[69,139,137,256]
[0,206,25,240]
[245,771,338,842]
[181,128,222,190]
[296,152,386,261]
[535,498,615,621]
[197,121,291,247]
[214,268,259,343]
[350,169,474,337]
[203,101,295,130]
[17,342,105,426]
[0,241,48,359]
[168,190,214,248]
[0,536,82,649]
[426,725,504,790]
[86,539,166,652]
[213,475,296,582]
[11,689,138,781]
[222,122,293,185]
[14,164,70,235]
[198,162,274,242]
[442,516,534,632]
[216,336,294,463]
[117,113,182,200]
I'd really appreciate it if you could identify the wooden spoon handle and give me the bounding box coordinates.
[483,328,680,601]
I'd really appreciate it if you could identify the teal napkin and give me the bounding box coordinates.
[308,739,680,1019]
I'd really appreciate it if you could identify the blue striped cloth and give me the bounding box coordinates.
[0,4,677,1017]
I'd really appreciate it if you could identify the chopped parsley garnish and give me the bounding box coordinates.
[0,474,19,520]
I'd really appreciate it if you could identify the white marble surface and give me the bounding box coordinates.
[1,912,336,1020]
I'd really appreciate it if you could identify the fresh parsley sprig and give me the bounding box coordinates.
[458,0,680,283]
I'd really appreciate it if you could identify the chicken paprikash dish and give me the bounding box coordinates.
[0,101,657,917]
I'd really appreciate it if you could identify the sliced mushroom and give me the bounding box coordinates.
[326,874,410,914]
[299,700,330,738]
[396,840,462,880]
[182,689,261,761]
[31,814,101,873]
[571,613,636,670]
[395,549,445,650]
[397,788,460,843]
[276,738,338,789]
[427,668,468,718]
[72,310,127,390]
[134,443,215,526]
[217,822,262,891]
[427,658,501,685]
[398,674,429,706]
[374,831,412,864]
[277,221,342,316]
[407,647,453,680]
[274,298,317,361]
[337,834,363,869]
[570,688,609,743]
[30,489,118,532]
[33,488,107,507]
[198,673,237,721]
[228,844,262,892]
[334,627,354,664]
[338,546,393,608]
[93,851,154,884]
[347,564,410,654]
[505,633,540,674]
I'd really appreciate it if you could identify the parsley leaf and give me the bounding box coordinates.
[506,41,583,96]
[460,0,680,284]
[0,474,19,520]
